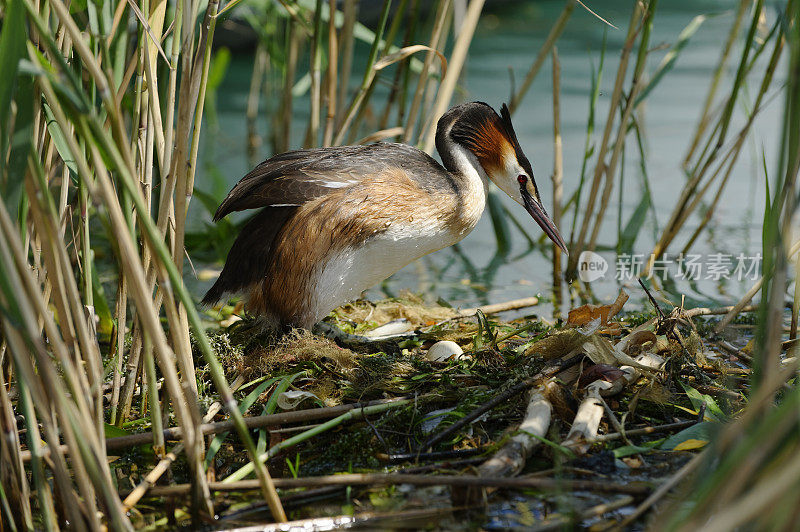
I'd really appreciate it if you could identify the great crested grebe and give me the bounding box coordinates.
[203,101,568,329]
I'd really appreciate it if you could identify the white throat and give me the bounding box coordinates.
[445,140,489,201]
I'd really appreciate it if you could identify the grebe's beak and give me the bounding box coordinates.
[520,180,569,255]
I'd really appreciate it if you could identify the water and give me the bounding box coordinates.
[192,0,783,317]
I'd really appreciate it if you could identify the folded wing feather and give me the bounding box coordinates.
[213,143,449,221]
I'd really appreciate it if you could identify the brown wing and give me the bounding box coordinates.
[201,206,296,305]
[204,143,451,308]
[212,143,449,221]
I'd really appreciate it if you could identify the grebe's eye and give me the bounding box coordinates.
[517,175,528,184]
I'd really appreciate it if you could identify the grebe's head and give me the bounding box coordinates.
[435,101,568,254]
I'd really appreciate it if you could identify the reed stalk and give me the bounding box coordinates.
[508,0,576,114]
[587,0,655,252]
[404,0,451,143]
[306,0,324,148]
[337,0,357,123]
[655,4,800,527]
[680,32,783,255]
[551,47,563,314]
[0,0,292,523]
[333,0,393,146]
[567,2,643,275]
[224,399,412,483]
[682,0,750,168]
[323,0,338,146]
[279,20,301,153]
[0,369,32,530]
[421,0,485,154]
[568,30,605,249]
[344,0,411,144]
[646,0,778,270]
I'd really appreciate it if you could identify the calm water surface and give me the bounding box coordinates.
[193,0,783,317]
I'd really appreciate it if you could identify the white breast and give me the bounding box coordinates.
[307,215,465,325]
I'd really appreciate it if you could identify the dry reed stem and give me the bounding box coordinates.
[587,0,656,253]
[108,218,128,424]
[677,29,784,256]
[458,296,540,316]
[24,70,285,508]
[307,0,324,147]
[377,0,416,132]
[344,0,414,144]
[682,0,749,167]
[421,3,453,138]
[403,0,451,143]
[591,419,697,442]
[649,22,783,266]
[141,10,167,172]
[279,20,301,153]
[323,0,338,146]
[15,378,57,528]
[34,51,214,517]
[332,0,393,146]
[23,397,412,461]
[179,1,222,399]
[247,45,267,165]
[337,0,357,123]
[356,126,405,144]
[0,194,117,527]
[25,168,102,438]
[508,0,576,114]
[552,47,564,311]
[477,382,555,478]
[622,452,705,530]
[0,369,32,529]
[713,241,800,334]
[121,391,231,511]
[224,399,413,483]
[1,331,85,529]
[85,138,213,516]
[568,3,642,273]
[114,0,190,422]
[421,0,486,153]
[129,472,652,498]
[648,0,768,269]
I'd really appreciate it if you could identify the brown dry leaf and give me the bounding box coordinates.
[524,329,586,359]
[578,364,627,388]
[638,381,673,404]
[622,456,644,468]
[599,323,623,335]
[616,330,658,355]
[567,290,629,327]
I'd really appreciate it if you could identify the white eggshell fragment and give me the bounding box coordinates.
[426,341,465,362]
[276,390,319,410]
